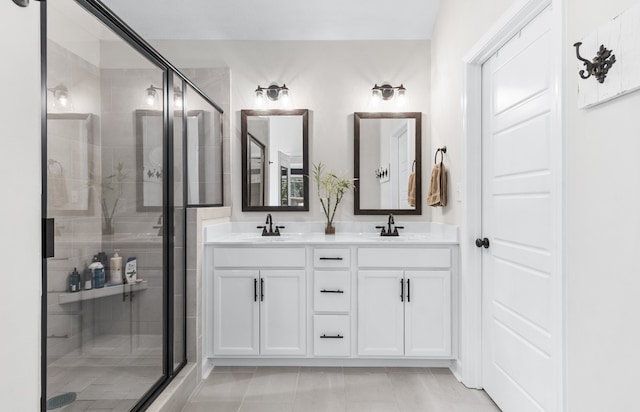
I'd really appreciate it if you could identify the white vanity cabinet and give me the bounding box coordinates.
[211,248,306,356]
[357,248,452,357]
[205,233,457,365]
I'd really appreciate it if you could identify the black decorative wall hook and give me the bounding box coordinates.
[573,42,616,84]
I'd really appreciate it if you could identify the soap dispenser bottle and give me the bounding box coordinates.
[110,249,123,285]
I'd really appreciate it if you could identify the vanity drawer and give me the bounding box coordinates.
[313,315,350,357]
[313,248,351,268]
[213,247,305,268]
[314,271,351,312]
[358,247,451,268]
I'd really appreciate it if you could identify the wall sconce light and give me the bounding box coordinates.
[573,42,616,84]
[371,84,406,102]
[146,84,183,109]
[173,87,183,109]
[255,83,289,104]
[145,84,162,106]
[48,85,69,108]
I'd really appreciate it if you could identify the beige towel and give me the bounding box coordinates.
[427,162,447,207]
[407,172,416,207]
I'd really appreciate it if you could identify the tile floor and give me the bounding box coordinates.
[182,367,501,412]
[46,334,162,411]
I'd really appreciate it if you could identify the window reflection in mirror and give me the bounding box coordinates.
[241,109,309,211]
[354,112,422,215]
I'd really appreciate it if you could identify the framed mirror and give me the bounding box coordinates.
[47,113,94,215]
[136,109,205,212]
[354,112,422,215]
[241,109,309,211]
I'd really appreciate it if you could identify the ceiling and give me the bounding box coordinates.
[100,0,442,40]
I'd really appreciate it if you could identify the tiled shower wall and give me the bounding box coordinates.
[46,39,102,362]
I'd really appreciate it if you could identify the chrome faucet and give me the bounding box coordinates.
[257,214,285,236]
[376,214,404,237]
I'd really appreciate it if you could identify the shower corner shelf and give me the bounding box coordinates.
[58,281,148,305]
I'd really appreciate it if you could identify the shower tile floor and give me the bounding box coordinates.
[47,334,162,411]
[182,366,501,412]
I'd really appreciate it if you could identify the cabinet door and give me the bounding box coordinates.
[213,270,259,355]
[259,270,306,355]
[358,270,404,356]
[404,271,451,357]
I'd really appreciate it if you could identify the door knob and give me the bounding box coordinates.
[475,237,490,248]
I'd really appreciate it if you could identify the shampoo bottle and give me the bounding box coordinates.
[89,255,105,289]
[97,252,109,283]
[67,271,73,293]
[83,265,93,290]
[110,249,123,285]
[125,257,137,284]
[71,268,80,292]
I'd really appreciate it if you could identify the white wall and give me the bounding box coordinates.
[430,0,515,225]
[0,2,42,410]
[564,1,640,410]
[431,0,640,410]
[147,40,432,223]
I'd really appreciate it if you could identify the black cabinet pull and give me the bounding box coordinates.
[260,278,264,301]
[407,278,411,302]
[320,289,344,294]
[400,278,404,302]
[319,257,343,261]
[254,278,257,302]
[320,334,344,339]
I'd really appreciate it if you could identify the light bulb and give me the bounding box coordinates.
[280,88,289,105]
[146,88,156,107]
[53,87,69,107]
[397,85,406,104]
[57,92,68,107]
[255,89,264,106]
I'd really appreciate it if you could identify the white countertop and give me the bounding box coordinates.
[204,221,458,245]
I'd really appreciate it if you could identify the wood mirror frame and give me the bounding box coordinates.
[354,111,422,215]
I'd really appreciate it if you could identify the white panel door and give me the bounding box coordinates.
[259,270,306,355]
[213,270,259,355]
[357,270,404,356]
[404,271,451,357]
[481,7,557,412]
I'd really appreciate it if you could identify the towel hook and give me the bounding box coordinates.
[434,146,447,164]
[411,160,416,172]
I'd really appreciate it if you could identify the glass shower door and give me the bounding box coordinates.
[45,1,166,409]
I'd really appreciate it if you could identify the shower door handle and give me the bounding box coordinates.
[43,218,55,258]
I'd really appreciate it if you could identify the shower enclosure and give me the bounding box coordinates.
[42,0,223,410]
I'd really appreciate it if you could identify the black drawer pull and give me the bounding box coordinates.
[320,289,344,294]
[260,278,264,301]
[254,278,258,302]
[320,334,344,339]
[319,257,343,260]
